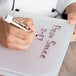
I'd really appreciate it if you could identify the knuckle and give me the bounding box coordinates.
[6,35,11,42]
[6,34,13,43]
[6,43,12,49]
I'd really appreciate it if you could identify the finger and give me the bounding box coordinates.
[73,28,76,34]
[7,23,35,40]
[6,34,31,45]
[71,34,76,42]
[68,13,76,24]
[6,43,30,50]
[1,35,31,50]
[8,27,35,40]
[6,35,30,50]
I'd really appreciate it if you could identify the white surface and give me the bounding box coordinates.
[0,12,75,76]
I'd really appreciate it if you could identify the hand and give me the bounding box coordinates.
[0,17,35,50]
[68,13,76,42]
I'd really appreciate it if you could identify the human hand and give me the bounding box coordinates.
[68,13,76,42]
[0,17,35,50]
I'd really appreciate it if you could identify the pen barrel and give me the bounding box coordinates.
[4,14,32,32]
[11,21,32,32]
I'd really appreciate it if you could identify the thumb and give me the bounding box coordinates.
[68,13,76,24]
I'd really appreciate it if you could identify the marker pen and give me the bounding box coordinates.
[4,14,32,32]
